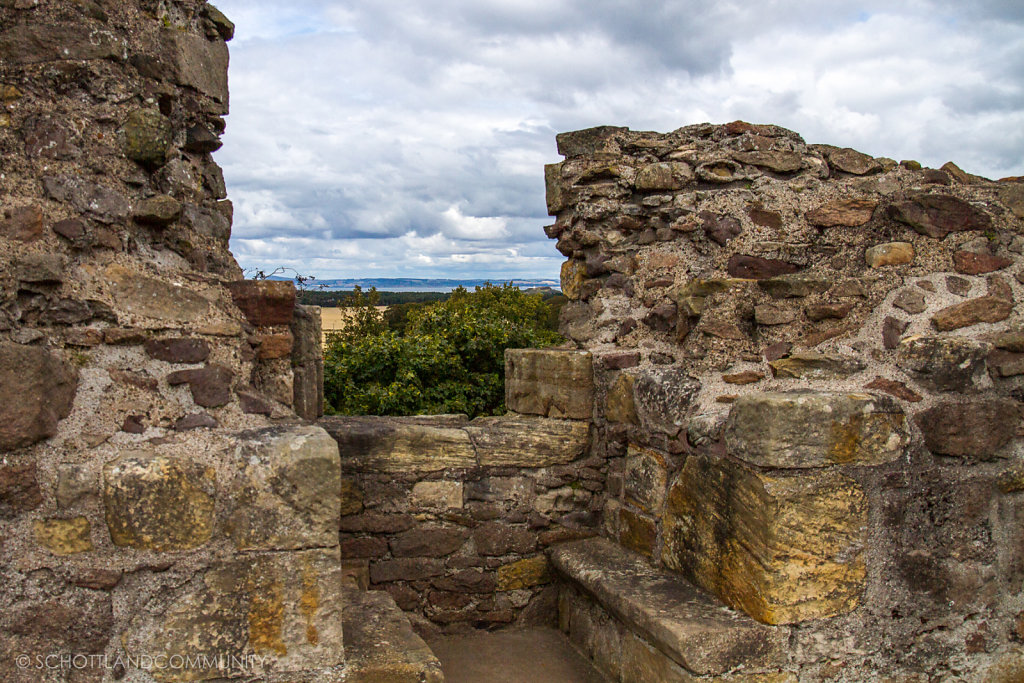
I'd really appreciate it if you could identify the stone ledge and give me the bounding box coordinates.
[342,588,444,682]
[550,537,787,677]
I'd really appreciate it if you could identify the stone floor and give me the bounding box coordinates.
[426,627,610,683]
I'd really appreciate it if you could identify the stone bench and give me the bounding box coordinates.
[550,537,790,682]
[343,588,444,682]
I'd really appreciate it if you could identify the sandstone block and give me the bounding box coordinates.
[0,23,123,64]
[467,416,589,467]
[33,517,93,555]
[757,272,831,298]
[623,444,669,514]
[496,555,551,590]
[226,279,296,326]
[883,316,909,349]
[0,341,77,450]
[16,253,64,283]
[545,162,567,214]
[627,366,700,436]
[619,507,657,556]
[755,304,796,325]
[727,255,800,280]
[144,337,210,363]
[732,150,802,173]
[954,250,1012,275]
[724,391,909,468]
[891,194,991,239]
[392,525,467,557]
[988,349,1024,378]
[165,30,230,106]
[0,462,43,517]
[125,549,343,679]
[769,351,865,379]
[133,194,181,224]
[560,259,586,299]
[999,183,1024,219]
[224,426,340,551]
[105,264,212,324]
[662,456,867,624]
[505,348,594,419]
[807,199,877,227]
[324,416,476,472]
[103,452,215,551]
[866,242,915,267]
[605,373,639,424]
[167,364,234,407]
[556,126,627,157]
[896,335,989,391]
[411,480,463,509]
[1,205,43,241]
[123,109,172,168]
[473,521,536,556]
[915,399,1018,458]
[826,147,881,175]
[256,331,294,359]
[635,161,693,190]
[931,296,1013,331]
[370,558,445,583]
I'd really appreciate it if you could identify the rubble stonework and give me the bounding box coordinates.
[544,122,1024,680]
[0,3,337,681]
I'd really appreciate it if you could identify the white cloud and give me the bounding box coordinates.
[212,0,1024,281]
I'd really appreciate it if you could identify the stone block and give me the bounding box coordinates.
[370,558,445,583]
[223,426,340,551]
[343,588,444,682]
[556,125,627,157]
[606,373,639,424]
[144,337,211,363]
[323,416,476,473]
[768,351,865,379]
[725,391,908,468]
[623,444,669,514]
[866,242,915,267]
[627,366,701,436]
[1,462,43,518]
[931,296,1013,331]
[226,279,296,326]
[566,589,625,681]
[505,348,594,419]
[545,162,567,214]
[167,364,234,407]
[662,456,867,625]
[411,480,463,509]
[291,304,324,420]
[467,416,589,467]
[124,549,343,680]
[915,399,1018,458]
[165,29,230,106]
[33,517,93,555]
[390,525,466,557]
[102,452,215,552]
[619,507,657,556]
[806,198,877,227]
[891,194,991,239]
[496,555,552,590]
[0,342,77,451]
[473,521,536,556]
[105,264,212,324]
[896,335,989,391]
[0,23,123,64]
[552,538,787,675]
[123,109,172,168]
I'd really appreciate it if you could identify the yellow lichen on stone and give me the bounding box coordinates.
[496,555,551,591]
[34,516,93,555]
[248,578,287,656]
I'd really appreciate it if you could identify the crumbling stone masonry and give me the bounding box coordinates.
[540,122,1024,681]
[0,2,357,681]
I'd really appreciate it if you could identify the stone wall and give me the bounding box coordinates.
[0,3,338,681]
[544,122,1024,679]
[322,357,602,633]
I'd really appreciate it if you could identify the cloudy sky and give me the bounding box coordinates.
[213,0,1024,282]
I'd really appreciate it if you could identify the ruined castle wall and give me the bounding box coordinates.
[545,122,1024,679]
[0,3,338,681]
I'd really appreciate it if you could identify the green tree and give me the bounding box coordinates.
[323,283,562,418]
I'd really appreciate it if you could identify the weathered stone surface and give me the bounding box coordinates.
[226,279,296,326]
[635,162,692,190]
[473,521,535,556]
[882,316,909,349]
[256,331,294,360]
[891,194,991,239]
[223,426,340,551]
[324,416,476,472]
[371,558,445,583]
[505,348,594,419]
[167,364,234,407]
[701,211,743,246]
[893,288,927,314]
[556,126,627,157]
[725,391,908,468]
[144,337,210,363]
[827,147,882,175]
[126,549,343,679]
[896,335,989,391]
[1,205,43,241]
[626,366,701,436]
[44,176,130,223]
[866,242,914,267]
[864,377,922,402]
[999,183,1024,219]
[0,462,43,517]
[16,253,64,284]
[7,590,113,659]
[732,150,802,173]
[185,124,223,153]
[931,296,1013,331]
[552,538,787,675]
[105,264,212,323]
[807,199,877,227]
[560,259,586,299]
[103,452,215,551]
[757,272,830,298]
[916,399,1018,458]
[662,456,867,624]
[165,30,230,106]
[769,351,866,379]
[806,302,854,321]
[497,554,551,590]
[546,163,568,214]
[605,373,639,424]
[174,412,218,431]
[0,23,123,64]
[988,349,1024,377]
[953,250,1012,275]
[754,304,796,326]
[727,255,800,280]
[123,109,172,167]
[618,508,657,556]
[0,341,77,450]
[623,444,669,514]
[468,417,590,467]
[133,194,182,225]
[343,588,444,682]
[392,525,467,557]
[672,278,750,316]
[34,516,93,555]
[411,480,463,509]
